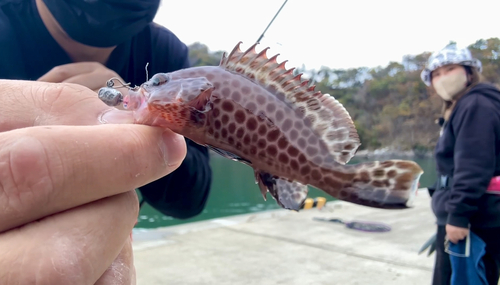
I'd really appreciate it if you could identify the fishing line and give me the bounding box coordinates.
[256,0,288,44]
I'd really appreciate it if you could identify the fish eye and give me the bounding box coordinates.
[151,74,170,86]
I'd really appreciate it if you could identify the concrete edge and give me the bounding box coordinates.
[132,188,430,251]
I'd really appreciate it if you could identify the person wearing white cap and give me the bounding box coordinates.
[421,44,500,285]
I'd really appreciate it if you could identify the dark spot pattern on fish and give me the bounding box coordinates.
[128,44,423,212]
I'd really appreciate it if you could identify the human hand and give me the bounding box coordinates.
[0,80,187,284]
[446,224,469,244]
[1,78,131,132]
[37,62,129,94]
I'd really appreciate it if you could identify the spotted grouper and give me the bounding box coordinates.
[98,42,424,210]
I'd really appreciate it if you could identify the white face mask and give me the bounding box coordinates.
[433,71,468,101]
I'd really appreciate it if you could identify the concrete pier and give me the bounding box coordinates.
[132,189,436,285]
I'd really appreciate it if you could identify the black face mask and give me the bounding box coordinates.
[42,0,161,48]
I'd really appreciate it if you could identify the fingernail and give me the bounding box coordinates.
[99,109,135,124]
[160,130,187,166]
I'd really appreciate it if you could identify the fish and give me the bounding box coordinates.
[98,42,424,211]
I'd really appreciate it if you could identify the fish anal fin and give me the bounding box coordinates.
[219,42,361,165]
[254,170,308,211]
[274,179,308,211]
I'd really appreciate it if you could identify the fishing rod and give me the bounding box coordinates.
[256,0,288,44]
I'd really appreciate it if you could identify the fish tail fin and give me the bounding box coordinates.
[329,160,423,209]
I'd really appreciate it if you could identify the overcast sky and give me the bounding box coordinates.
[154,0,499,71]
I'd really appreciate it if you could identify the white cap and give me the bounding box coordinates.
[420,44,482,86]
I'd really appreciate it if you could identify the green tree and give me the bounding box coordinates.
[188,42,224,67]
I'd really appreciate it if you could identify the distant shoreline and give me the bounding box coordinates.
[355,148,433,159]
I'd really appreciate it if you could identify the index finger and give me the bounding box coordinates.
[37,62,103,83]
[0,80,109,133]
[0,124,187,232]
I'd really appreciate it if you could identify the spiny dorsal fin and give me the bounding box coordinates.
[219,42,361,164]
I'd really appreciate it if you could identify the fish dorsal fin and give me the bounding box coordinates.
[219,42,361,164]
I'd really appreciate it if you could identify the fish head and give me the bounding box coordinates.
[128,72,214,131]
[141,73,213,109]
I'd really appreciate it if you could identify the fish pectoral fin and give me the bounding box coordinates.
[188,86,213,112]
[207,146,252,165]
[254,170,308,211]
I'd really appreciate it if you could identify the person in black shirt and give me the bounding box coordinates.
[421,44,500,285]
[0,0,213,283]
[0,0,213,220]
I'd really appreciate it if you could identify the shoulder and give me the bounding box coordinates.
[147,23,190,70]
[0,0,28,78]
[0,0,20,9]
[0,0,32,43]
[149,23,188,52]
[450,83,500,127]
[457,84,499,112]
[0,0,16,34]
[0,0,24,21]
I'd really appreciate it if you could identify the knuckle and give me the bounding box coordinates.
[50,65,69,79]
[89,62,106,74]
[91,61,103,69]
[103,191,140,230]
[123,190,140,219]
[105,69,117,78]
[58,82,89,96]
[44,82,90,106]
[27,82,97,127]
[38,82,64,105]
[0,135,56,223]
[35,82,75,106]
[98,68,118,81]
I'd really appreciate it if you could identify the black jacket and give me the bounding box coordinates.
[432,83,500,228]
[0,0,212,219]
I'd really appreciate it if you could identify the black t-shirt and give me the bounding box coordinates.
[0,0,212,219]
